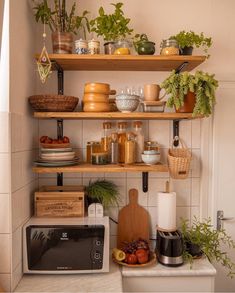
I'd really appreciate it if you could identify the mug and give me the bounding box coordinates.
[144,84,165,101]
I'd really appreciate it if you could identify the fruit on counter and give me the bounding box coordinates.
[118,238,150,265]
[126,253,138,264]
[135,249,149,264]
[40,136,70,144]
[112,248,126,261]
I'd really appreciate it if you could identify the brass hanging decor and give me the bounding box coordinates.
[37,21,52,83]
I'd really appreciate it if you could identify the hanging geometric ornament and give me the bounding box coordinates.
[37,22,52,83]
[37,46,52,83]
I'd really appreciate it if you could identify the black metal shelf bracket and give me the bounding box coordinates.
[175,61,189,74]
[56,62,64,186]
[142,172,149,193]
[173,120,180,147]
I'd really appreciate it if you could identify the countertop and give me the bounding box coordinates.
[15,261,123,293]
[122,256,216,277]
[15,257,216,292]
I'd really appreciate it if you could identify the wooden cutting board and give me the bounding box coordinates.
[117,188,150,248]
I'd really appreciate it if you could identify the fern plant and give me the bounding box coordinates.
[180,217,235,278]
[161,70,218,117]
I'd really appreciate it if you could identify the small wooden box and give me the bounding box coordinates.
[34,185,85,217]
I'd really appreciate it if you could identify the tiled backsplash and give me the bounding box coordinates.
[39,118,201,246]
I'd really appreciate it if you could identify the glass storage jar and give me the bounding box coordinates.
[160,39,179,56]
[144,141,160,152]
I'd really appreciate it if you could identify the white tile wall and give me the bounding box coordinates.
[0,194,10,233]
[0,112,9,153]
[0,234,11,273]
[37,118,202,248]
[0,153,10,193]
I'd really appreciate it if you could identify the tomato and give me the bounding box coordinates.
[126,254,138,264]
[63,136,70,143]
[40,136,48,143]
[135,249,149,264]
[58,139,63,144]
[45,138,53,144]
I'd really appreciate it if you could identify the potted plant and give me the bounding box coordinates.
[161,70,218,117]
[133,34,155,55]
[169,30,212,57]
[90,2,133,54]
[85,179,120,208]
[180,217,235,277]
[32,0,90,54]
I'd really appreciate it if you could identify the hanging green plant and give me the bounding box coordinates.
[161,70,218,116]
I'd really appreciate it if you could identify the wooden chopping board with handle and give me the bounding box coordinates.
[117,188,150,248]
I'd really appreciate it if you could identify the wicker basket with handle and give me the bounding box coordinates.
[168,138,192,179]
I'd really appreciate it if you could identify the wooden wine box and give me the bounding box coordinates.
[34,185,85,217]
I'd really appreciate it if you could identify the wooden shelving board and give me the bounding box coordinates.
[35,54,206,72]
[34,112,203,120]
[33,163,168,174]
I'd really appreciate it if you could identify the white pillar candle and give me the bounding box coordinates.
[157,192,176,232]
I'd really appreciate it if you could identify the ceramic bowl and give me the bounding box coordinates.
[115,94,140,113]
[141,153,160,165]
[143,150,159,155]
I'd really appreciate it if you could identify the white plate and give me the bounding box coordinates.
[40,155,75,161]
[41,148,73,153]
[41,152,75,157]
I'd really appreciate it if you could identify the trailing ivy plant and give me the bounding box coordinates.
[90,2,133,41]
[180,217,235,278]
[169,30,212,57]
[32,0,90,38]
[161,70,218,117]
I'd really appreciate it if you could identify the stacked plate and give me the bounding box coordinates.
[34,148,79,167]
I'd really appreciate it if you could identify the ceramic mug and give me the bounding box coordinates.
[144,84,166,101]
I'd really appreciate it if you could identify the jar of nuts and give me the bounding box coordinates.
[160,39,179,56]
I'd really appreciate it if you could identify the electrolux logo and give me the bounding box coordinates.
[60,232,69,240]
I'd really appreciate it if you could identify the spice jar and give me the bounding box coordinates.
[75,39,88,54]
[160,39,179,56]
[86,141,102,163]
[144,141,160,152]
[88,39,100,55]
[125,132,136,164]
[91,152,109,165]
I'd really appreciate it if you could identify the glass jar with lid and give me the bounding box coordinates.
[160,39,179,56]
[144,141,160,152]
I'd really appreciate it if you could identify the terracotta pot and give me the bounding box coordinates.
[176,91,196,113]
[51,32,73,54]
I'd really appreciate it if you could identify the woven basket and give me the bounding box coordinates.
[29,95,79,112]
[168,138,192,179]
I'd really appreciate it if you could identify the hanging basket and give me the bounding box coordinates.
[167,138,192,179]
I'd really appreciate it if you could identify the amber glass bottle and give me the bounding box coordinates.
[117,122,127,163]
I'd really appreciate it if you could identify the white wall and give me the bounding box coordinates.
[9,0,38,291]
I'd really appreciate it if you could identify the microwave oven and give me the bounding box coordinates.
[23,216,109,274]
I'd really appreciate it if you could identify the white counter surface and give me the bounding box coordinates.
[122,256,216,277]
[15,261,123,293]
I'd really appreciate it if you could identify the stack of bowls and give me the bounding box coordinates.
[83,83,116,112]
[141,150,161,165]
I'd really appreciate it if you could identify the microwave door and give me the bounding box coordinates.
[27,225,105,271]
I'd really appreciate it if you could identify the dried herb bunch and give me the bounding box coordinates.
[32,0,90,38]
[180,217,235,278]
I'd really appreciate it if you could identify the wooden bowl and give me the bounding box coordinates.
[83,93,109,103]
[83,102,110,112]
[84,82,110,94]
[29,95,79,112]
[112,251,157,268]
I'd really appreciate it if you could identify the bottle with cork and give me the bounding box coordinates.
[110,133,119,164]
[125,132,136,164]
[133,121,144,163]
[101,122,112,153]
[117,122,127,163]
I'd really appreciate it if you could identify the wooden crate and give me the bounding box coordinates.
[35,185,85,217]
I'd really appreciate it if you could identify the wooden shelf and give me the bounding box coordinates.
[35,54,206,72]
[34,112,203,120]
[33,163,168,174]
